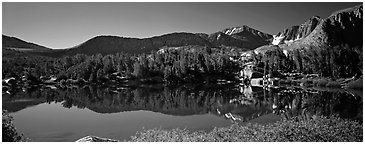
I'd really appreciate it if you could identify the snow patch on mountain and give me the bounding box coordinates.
[224,27,244,35]
[272,34,285,45]
[284,39,294,44]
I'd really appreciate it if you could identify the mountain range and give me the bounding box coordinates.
[2,4,362,57]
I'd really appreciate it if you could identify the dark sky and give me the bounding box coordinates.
[2,2,362,49]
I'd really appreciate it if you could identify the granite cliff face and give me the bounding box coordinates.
[272,16,322,45]
[301,5,363,47]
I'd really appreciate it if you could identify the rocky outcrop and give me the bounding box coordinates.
[272,16,322,45]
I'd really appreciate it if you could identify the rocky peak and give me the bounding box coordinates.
[205,25,272,50]
[221,25,248,35]
[221,25,272,39]
[272,16,323,45]
[330,4,362,19]
[302,5,362,47]
[297,16,322,39]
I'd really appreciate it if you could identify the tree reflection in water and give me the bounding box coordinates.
[270,87,362,122]
[2,84,362,124]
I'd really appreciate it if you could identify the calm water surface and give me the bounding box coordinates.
[2,84,362,142]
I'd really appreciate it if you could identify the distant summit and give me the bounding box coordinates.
[208,25,272,50]
[221,25,272,39]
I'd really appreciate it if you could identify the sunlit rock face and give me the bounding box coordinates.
[272,16,322,45]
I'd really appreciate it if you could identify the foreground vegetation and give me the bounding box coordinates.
[130,116,363,142]
[2,111,26,142]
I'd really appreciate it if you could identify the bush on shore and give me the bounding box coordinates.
[2,110,26,142]
[130,116,362,142]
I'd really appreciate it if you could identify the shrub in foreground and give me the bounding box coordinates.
[2,110,25,142]
[130,116,363,142]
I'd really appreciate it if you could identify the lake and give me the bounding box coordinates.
[2,84,362,142]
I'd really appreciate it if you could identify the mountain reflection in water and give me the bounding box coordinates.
[2,84,362,141]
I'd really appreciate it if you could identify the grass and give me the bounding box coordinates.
[130,116,363,142]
